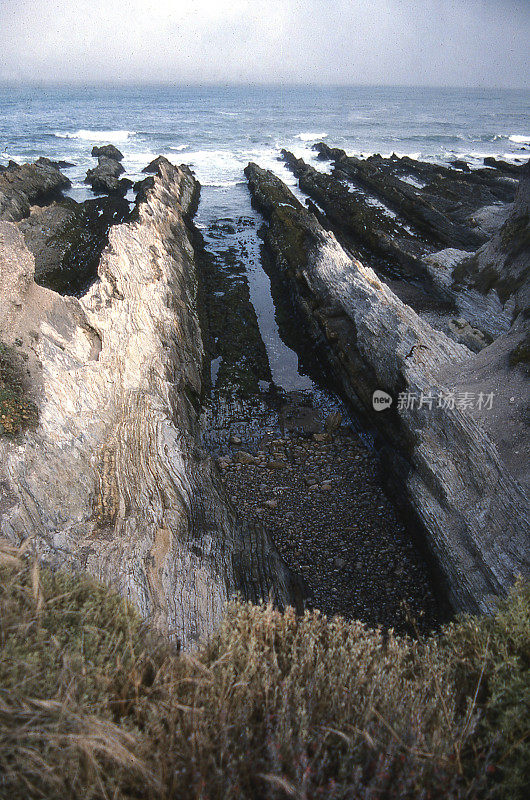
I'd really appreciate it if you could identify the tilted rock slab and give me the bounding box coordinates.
[0,158,302,647]
[245,162,529,614]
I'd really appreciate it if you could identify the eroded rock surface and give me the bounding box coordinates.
[86,155,132,195]
[0,157,303,647]
[245,161,529,614]
[0,158,71,222]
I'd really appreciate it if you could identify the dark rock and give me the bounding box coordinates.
[35,156,75,169]
[91,144,124,161]
[85,156,130,195]
[483,157,524,176]
[245,161,529,615]
[142,155,171,174]
[279,149,441,288]
[0,158,71,222]
[19,194,132,295]
[312,144,488,250]
[455,159,530,330]
[450,160,470,171]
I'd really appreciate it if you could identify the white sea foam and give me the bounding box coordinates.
[295,132,328,142]
[54,129,135,142]
[169,144,190,151]
[509,135,530,144]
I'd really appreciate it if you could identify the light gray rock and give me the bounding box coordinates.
[0,157,303,647]
[245,161,529,615]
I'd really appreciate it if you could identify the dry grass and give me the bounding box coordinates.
[0,539,528,799]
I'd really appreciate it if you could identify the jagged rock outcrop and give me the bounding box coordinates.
[483,157,525,176]
[0,158,71,222]
[314,144,516,248]
[281,151,496,352]
[281,149,433,278]
[18,195,131,295]
[85,155,132,195]
[91,144,124,161]
[245,161,529,614]
[423,160,530,341]
[0,157,303,647]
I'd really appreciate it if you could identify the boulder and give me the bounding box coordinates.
[91,144,124,161]
[0,158,71,222]
[85,156,131,195]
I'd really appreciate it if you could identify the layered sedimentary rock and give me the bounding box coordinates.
[314,144,517,248]
[281,151,498,353]
[424,160,530,341]
[18,195,131,295]
[281,149,433,278]
[0,157,302,647]
[245,161,529,614]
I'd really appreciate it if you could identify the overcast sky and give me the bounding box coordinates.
[0,0,528,88]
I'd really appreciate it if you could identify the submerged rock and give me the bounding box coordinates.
[0,156,303,646]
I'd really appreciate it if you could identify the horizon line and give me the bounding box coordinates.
[0,80,529,93]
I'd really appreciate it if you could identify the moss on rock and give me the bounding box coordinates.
[0,342,38,437]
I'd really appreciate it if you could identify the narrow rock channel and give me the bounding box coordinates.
[195,180,447,632]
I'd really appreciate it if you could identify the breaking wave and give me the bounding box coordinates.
[54,130,136,142]
[295,132,328,142]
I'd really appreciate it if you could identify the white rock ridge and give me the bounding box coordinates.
[0,158,302,647]
[245,161,529,614]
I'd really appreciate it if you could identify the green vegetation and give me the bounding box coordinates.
[0,542,528,800]
[0,342,38,437]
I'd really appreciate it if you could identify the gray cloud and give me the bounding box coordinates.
[0,0,528,88]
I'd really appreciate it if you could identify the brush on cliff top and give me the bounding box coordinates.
[0,539,528,800]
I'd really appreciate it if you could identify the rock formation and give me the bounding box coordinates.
[245,161,529,614]
[314,144,517,247]
[91,144,124,161]
[0,158,71,221]
[86,154,132,195]
[0,157,303,647]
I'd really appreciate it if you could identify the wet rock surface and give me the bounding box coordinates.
[91,144,124,161]
[204,392,444,633]
[85,154,132,195]
[0,157,71,221]
[245,159,529,614]
[314,144,517,246]
[196,200,446,632]
[18,195,131,295]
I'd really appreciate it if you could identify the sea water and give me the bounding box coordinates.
[1,84,528,389]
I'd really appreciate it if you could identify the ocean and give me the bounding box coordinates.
[1,84,528,390]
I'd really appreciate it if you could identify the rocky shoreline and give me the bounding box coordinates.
[1,145,528,641]
[245,155,529,614]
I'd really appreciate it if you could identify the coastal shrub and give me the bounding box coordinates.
[0,540,528,800]
[0,342,38,437]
